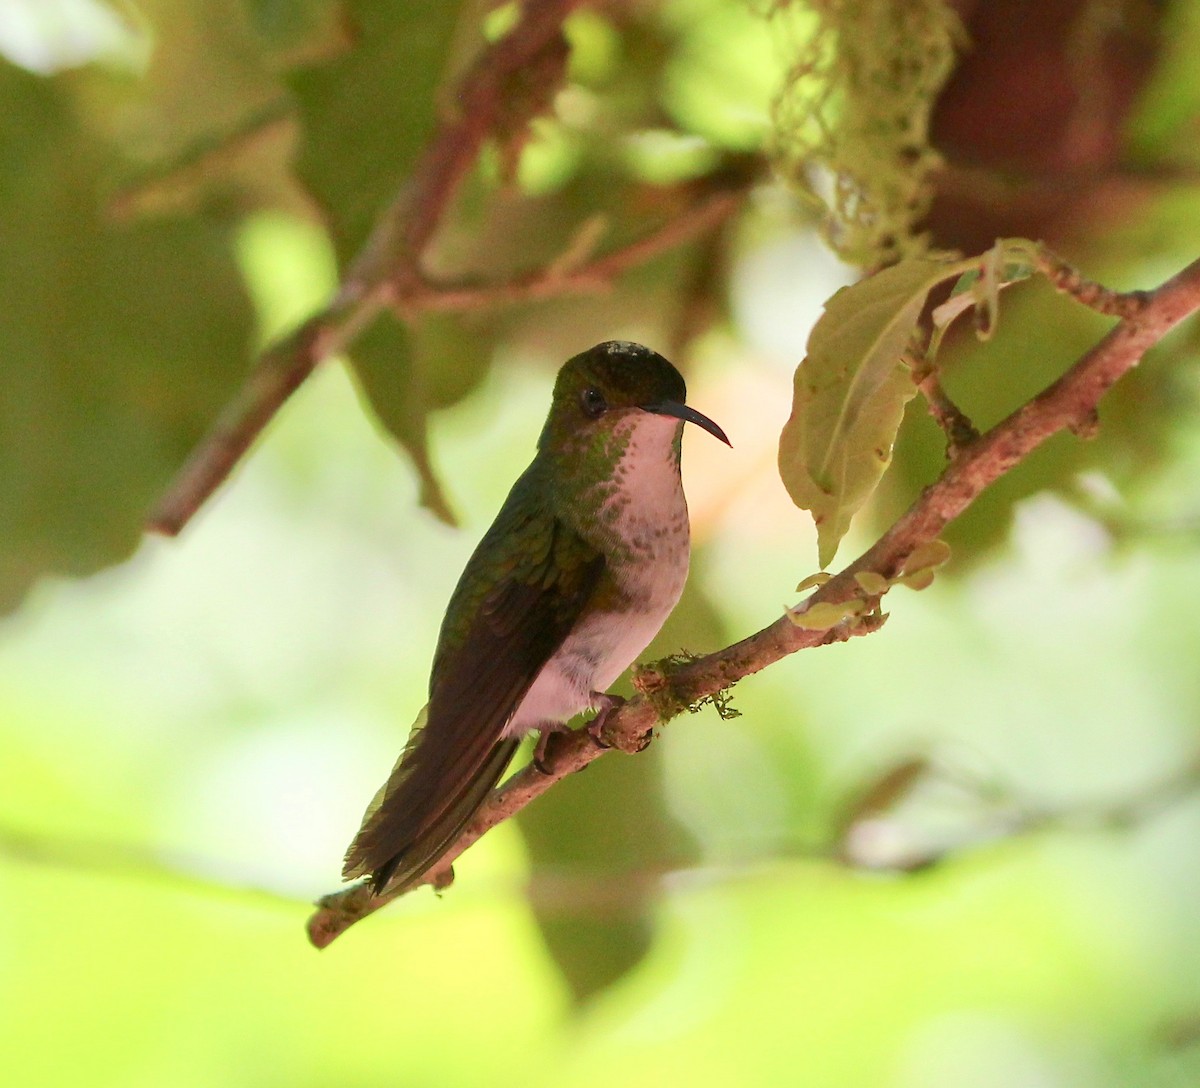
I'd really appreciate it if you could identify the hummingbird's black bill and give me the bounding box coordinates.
[643,400,732,446]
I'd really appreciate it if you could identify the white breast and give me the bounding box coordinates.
[507,413,690,735]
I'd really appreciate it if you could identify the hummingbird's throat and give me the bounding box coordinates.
[571,413,689,565]
[560,411,681,503]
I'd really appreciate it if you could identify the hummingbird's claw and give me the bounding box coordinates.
[533,727,555,774]
[587,691,626,749]
[533,726,574,774]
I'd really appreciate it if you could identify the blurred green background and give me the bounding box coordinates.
[5,1,1200,1085]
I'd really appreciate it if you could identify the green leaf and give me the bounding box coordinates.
[778,258,961,568]
[345,311,498,524]
[245,0,354,67]
[345,317,458,524]
[411,314,497,412]
[287,0,463,265]
[518,751,661,1005]
[0,62,254,611]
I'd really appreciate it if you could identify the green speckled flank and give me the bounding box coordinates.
[559,420,630,496]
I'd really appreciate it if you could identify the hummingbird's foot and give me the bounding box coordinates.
[587,692,626,749]
[533,725,572,775]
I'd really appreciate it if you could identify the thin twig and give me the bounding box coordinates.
[390,183,747,317]
[147,302,380,535]
[355,0,584,299]
[1034,242,1152,318]
[307,252,1200,948]
[908,351,980,453]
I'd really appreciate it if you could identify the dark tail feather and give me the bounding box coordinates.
[343,735,521,896]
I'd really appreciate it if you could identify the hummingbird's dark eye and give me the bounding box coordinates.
[579,387,607,419]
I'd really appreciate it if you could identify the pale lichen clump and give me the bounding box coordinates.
[767,0,965,267]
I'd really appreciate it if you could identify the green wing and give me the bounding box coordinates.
[343,465,605,893]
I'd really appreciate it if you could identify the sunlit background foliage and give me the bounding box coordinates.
[4,1,1200,1085]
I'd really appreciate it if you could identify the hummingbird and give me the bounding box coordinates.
[342,340,730,895]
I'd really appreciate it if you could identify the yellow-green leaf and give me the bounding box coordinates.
[929,238,1037,356]
[346,316,457,525]
[898,568,936,591]
[787,598,866,631]
[779,258,964,567]
[904,539,952,574]
[796,572,833,592]
[854,571,891,595]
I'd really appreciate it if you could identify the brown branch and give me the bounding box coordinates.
[147,0,585,537]
[1033,243,1152,318]
[909,352,980,453]
[390,183,747,316]
[146,0,752,537]
[354,0,584,299]
[307,252,1200,948]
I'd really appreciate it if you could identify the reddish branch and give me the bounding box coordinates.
[306,253,1200,948]
[147,1,581,536]
[348,0,585,300]
[392,181,747,316]
[149,0,751,536]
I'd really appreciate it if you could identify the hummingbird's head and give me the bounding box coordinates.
[539,341,731,453]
